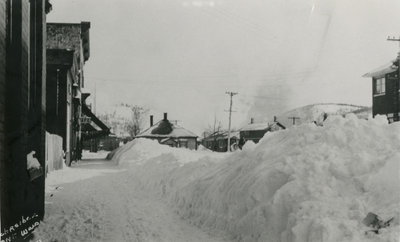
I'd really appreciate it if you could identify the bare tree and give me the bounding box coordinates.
[127,105,148,137]
[204,114,222,150]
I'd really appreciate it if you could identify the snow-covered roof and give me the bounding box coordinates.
[202,130,240,141]
[137,121,198,138]
[160,137,177,144]
[240,122,270,131]
[363,57,398,78]
[216,131,240,140]
[240,121,286,132]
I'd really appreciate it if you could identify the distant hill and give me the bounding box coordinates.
[274,103,372,128]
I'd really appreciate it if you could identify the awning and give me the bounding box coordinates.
[81,93,110,140]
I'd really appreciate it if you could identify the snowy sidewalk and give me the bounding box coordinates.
[34,158,228,242]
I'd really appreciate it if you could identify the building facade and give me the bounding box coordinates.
[1,0,52,240]
[363,55,400,123]
[46,22,92,165]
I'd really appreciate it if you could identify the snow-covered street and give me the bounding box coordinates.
[34,115,400,242]
[34,157,228,242]
[3,1,400,241]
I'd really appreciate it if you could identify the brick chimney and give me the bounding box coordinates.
[163,113,168,121]
[274,116,277,122]
[150,115,154,126]
[250,118,254,124]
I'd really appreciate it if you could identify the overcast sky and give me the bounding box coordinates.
[48,0,400,134]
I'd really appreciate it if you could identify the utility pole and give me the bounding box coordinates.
[288,116,300,125]
[387,36,400,121]
[225,91,238,152]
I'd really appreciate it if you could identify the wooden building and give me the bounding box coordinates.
[363,54,400,123]
[201,131,240,152]
[240,119,286,144]
[46,48,81,165]
[46,22,103,165]
[137,113,198,150]
[0,0,52,240]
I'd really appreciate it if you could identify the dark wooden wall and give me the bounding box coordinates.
[373,72,400,121]
[0,1,7,235]
[1,0,46,240]
[240,130,267,144]
[46,67,68,147]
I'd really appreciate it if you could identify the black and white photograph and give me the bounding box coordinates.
[0,0,400,241]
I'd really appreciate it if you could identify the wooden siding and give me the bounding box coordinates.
[372,72,400,122]
[1,1,47,240]
[240,130,267,143]
[0,0,7,235]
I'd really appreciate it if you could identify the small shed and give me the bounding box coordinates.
[363,54,400,123]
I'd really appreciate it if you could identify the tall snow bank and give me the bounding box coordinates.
[118,115,400,242]
[113,138,226,166]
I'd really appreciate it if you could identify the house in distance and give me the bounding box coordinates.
[201,130,240,152]
[137,113,198,150]
[363,54,400,123]
[240,117,286,144]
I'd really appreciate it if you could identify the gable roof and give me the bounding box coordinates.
[137,120,198,138]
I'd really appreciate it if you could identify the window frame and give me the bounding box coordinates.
[374,77,386,96]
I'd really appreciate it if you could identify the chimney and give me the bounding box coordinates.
[274,116,277,122]
[163,113,168,121]
[250,118,254,124]
[150,115,154,126]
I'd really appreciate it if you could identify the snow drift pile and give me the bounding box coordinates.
[112,138,226,166]
[114,114,400,242]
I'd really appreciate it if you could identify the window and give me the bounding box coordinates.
[375,78,385,95]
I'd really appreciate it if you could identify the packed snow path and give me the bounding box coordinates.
[35,158,228,242]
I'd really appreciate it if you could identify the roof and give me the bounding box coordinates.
[160,137,177,144]
[240,121,285,132]
[217,131,240,140]
[240,122,270,131]
[363,57,399,78]
[202,130,240,141]
[137,120,198,138]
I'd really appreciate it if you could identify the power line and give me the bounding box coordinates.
[85,69,315,86]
